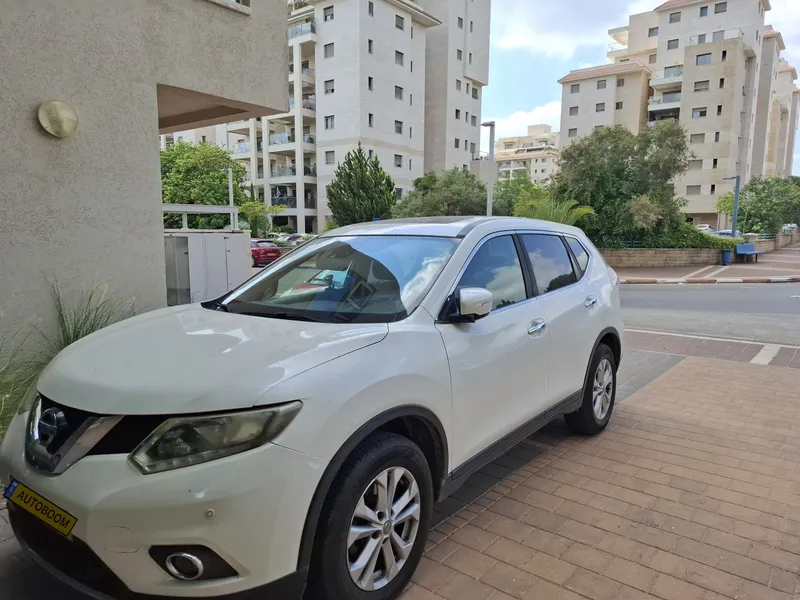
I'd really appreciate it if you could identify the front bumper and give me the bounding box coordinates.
[0,412,326,598]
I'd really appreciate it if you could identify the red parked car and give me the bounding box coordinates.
[250,239,281,267]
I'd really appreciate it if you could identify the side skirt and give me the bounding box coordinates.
[438,391,582,500]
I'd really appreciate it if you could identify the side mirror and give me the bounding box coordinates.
[457,288,493,322]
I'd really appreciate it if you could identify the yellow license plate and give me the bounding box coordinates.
[3,479,77,536]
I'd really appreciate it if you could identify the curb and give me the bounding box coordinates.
[621,276,800,285]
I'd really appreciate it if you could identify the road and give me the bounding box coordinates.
[621,283,800,346]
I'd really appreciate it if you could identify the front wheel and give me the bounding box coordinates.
[565,343,617,435]
[306,433,433,600]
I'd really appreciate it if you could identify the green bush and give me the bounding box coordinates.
[638,225,742,250]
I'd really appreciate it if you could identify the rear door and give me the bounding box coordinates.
[519,233,602,407]
[436,234,550,469]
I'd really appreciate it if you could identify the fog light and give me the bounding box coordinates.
[165,553,204,581]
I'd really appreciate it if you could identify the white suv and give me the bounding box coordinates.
[0,217,622,600]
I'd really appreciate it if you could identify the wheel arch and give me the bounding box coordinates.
[297,405,449,571]
[583,327,622,391]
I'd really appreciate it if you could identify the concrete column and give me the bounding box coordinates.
[292,42,306,234]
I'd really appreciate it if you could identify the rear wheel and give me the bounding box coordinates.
[306,433,433,600]
[252,256,258,267]
[565,343,616,435]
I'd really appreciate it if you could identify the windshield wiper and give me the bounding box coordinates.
[238,311,327,323]
[202,299,231,312]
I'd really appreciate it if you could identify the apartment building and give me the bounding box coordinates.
[4,0,286,337]
[559,0,798,228]
[495,124,560,185]
[417,0,491,172]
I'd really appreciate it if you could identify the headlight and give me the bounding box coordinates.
[129,402,302,474]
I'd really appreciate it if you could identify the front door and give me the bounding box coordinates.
[436,235,550,469]
[520,233,601,405]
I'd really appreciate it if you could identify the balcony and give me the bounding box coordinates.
[650,66,683,90]
[305,197,317,209]
[608,25,629,46]
[302,164,317,177]
[649,94,682,112]
[688,28,753,56]
[302,133,315,144]
[269,132,295,145]
[272,195,298,208]
[607,42,628,59]
[271,165,296,177]
[230,141,251,155]
[288,22,316,39]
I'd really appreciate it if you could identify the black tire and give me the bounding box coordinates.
[252,256,258,267]
[565,343,617,435]
[306,432,433,600]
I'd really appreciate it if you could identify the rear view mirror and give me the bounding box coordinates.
[457,288,493,321]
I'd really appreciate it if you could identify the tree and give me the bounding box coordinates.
[551,122,691,246]
[161,141,248,229]
[716,176,800,234]
[492,171,535,216]
[239,202,285,238]
[326,144,396,226]
[514,195,594,225]
[392,168,487,218]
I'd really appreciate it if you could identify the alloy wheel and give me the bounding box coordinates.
[347,467,421,591]
[592,358,614,420]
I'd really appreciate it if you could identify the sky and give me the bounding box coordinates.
[481,0,800,175]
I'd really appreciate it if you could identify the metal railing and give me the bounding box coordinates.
[288,95,317,111]
[272,165,297,177]
[304,198,317,209]
[648,118,678,127]
[652,66,684,80]
[302,133,315,143]
[303,164,317,176]
[231,142,250,153]
[272,196,298,208]
[288,23,316,38]
[689,28,744,46]
[289,66,315,77]
[269,133,295,145]
[649,93,681,105]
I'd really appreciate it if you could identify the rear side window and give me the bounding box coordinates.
[521,234,578,294]
[456,236,527,311]
[565,237,590,275]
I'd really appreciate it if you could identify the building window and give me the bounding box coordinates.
[690,133,705,144]
[409,127,412,138]
[648,26,659,37]
[324,115,335,129]
[469,52,473,64]
[669,11,681,23]
[408,158,412,170]
[324,79,335,94]
[395,15,404,29]
[458,16,463,28]
[394,187,403,198]
[395,120,403,134]
[394,154,402,167]
[470,21,474,32]
[667,39,679,50]
[457,49,463,60]
[717,105,722,115]
[472,87,478,99]
[597,79,607,90]
[323,5,334,21]
[368,0,373,15]
[454,138,460,148]
[466,83,470,94]
[411,26,413,39]
[471,115,477,126]
[721,50,727,61]
[719,78,725,88]
[570,83,580,93]
[692,107,707,118]
[465,111,469,121]
[325,151,335,164]
[368,113,374,127]
[368,39,373,53]
[568,128,578,138]
[711,184,716,194]
[697,33,707,44]
[569,106,579,116]
[617,78,625,87]
[714,2,727,13]
[395,86,403,100]
[649,54,657,64]
[713,30,724,42]
[596,103,606,112]
[694,80,709,92]
[713,158,718,169]
[616,101,624,110]
[689,159,703,170]
[455,109,461,119]
[470,142,476,154]
[368,76,373,90]
[686,185,702,195]
[410,94,413,105]
[410,60,413,73]
[700,5,708,16]
[324,43,334,58]
[715,131,721,142]
[696,53,712,65]
[395,51,404,65]
[456,79,462,91]
[368,149,374,159]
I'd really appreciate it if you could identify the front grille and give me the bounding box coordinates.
[38,395,95,455]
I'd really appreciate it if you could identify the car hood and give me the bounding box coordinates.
[37,305,388,415]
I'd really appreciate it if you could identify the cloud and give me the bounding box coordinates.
[480,101,562,151]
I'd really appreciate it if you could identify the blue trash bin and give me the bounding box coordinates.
[721,249,731,265]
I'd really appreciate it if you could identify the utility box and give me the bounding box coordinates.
[164,230,251,306]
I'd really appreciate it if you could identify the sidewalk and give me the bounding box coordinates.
[617,245,800,284]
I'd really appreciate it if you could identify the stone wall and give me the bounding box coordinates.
[600,249,723,268]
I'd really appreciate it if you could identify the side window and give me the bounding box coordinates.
[521,234,578,294]
[565,237,590,275]
[456,236,527,311]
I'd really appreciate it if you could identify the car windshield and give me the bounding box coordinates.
[223,235,459,323]
[255,241,276,248]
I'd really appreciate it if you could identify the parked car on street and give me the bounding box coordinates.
[0,217,623,600]
[710,229,743,238]
[250,239,282,266]
[696,224,715,232]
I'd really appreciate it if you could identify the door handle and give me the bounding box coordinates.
[584,296,598,308]
[528,319,547,335]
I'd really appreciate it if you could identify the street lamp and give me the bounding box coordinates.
[482,121,496,216]
[723,175,741,235]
